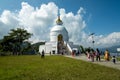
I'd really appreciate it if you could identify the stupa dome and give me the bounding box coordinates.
[50,17,69,42]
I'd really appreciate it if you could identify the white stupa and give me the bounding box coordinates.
[50,16,69,42]
[39,16,79,54]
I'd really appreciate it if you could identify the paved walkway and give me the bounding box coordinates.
[65,54,120,70]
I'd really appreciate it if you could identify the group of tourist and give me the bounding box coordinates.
[103,49,116,64]
[86,48,101,62]
[40,48,116,64]
[72,50,80,56]
[86,48,116,64]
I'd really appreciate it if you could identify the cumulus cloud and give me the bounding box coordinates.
[18,2,58,42]
[95,32,120,48]
[0,2,120,48]
[0,10,19,37]
[60,7,86,42]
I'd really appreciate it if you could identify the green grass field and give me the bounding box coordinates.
[0,55,120,80]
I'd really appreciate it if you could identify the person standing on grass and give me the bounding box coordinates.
[104,49,110,61]
[72,50,75,57]
[86,51,90,60]
[49,51,51,55]
[112,56,116,64]
[41,50,45,58]
[90,49,94,62]
[96,48,101,61]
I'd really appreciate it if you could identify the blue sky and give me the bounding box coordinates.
[0,0,120,35]
[0,0,120,47]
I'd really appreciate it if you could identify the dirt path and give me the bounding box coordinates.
[65,55,120,70]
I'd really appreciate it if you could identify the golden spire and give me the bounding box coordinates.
[56,16,63,25]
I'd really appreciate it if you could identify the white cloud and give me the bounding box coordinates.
[95,32,120,48]
[0,2,120,48]
[0,10,19,37]
[18,2,58,42]
[60,8,86,42]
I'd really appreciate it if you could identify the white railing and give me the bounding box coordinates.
[64,41,72,54]
[67,43,72,53]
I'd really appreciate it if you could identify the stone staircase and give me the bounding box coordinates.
[57,41,70,55]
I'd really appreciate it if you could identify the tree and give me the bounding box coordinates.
[0,28,32,55]
[79,45,85,53]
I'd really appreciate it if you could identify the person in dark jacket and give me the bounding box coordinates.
[41,50,45,58]
[96,48,101,61]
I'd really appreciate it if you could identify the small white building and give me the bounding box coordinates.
[39,16,79,55]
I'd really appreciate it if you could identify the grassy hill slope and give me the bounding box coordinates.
[0,55,120,80]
